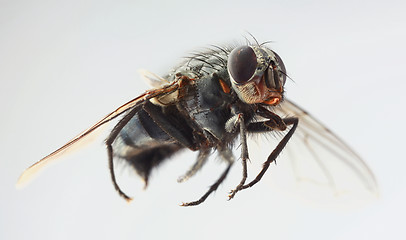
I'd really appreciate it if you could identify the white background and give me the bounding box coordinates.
[1,0,405,239]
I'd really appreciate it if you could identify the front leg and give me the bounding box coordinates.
[240,117,298,192]
[227,113,249,200]
[228,105,299,199]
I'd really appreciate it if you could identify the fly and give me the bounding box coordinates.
[17,40,378,206]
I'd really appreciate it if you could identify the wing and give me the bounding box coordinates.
[270,99,378,205]
[138,69,170,88]
[17,81,181,188]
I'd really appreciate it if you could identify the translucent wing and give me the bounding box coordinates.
[138,69,170,88]
[17,82,180,188]
[270,99,378,206]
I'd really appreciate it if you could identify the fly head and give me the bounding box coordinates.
[227,45,286,105]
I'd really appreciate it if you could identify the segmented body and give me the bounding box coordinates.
[112,47,256,184]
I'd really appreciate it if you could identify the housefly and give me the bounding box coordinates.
[17,40,378,206]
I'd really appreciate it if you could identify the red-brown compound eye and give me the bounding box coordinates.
[227,46,257,84]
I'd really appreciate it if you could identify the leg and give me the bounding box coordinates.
[181,147,234,206]
[238,117,298,193]
[104,81,185,202]
[106,106,141,202]
[228,114,250,200]
[178,148,211,183]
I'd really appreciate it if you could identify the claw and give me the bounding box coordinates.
[180,201,199,207]
[228,189,238,200]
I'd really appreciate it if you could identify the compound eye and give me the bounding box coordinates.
[227,46,257,84]
[272,51,287,86]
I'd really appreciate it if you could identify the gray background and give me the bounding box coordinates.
[1,0,405,239]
